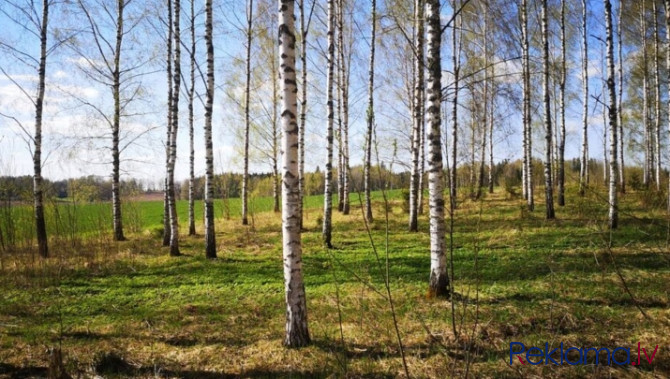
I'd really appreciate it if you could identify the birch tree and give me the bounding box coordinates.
[167,0,182,256]
[187,0,196,236]
[557,0,566,206]
[653,0,662,191]
[604,0,618,229]
[323,0,335,247]
[617,0,625,193]
[0,0,54,257]
[521,0,533,210]
[364,0,376,223]
[579,0,589,196]
[68,0,150,242]
[204,0,216,258]
[409,0,423,232]
[279,0,310,347]
[450,0,461,208]
[242,0,254,226]
[541,0,555,219]
[426,0,448,297]
[163,0,173,246]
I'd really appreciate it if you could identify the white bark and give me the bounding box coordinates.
[580,0,589,196]
[204,0,216,258]
[168,0,181,256]
[242,0,254,226]
[364,0,376,222]
[409,0,423,232]
[521,0,533,210]
[323,0,335,247]
[279,0,310,347]
[541,0,554,219]
[426,0,448,297]
[188,0,196,236]
[653,0,662,191]
[604,0,619,229]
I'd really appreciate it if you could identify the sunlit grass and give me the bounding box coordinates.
[0,187,669,377]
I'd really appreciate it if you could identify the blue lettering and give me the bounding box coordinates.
[565,347,582,365]
[583,347,611,365]
[612,347,631,365]
[527,347,543,365]
[545,342,560,365]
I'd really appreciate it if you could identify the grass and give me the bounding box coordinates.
[0,186,669,378]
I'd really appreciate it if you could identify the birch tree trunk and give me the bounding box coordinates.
[488,60,495,195]
[163,0,173,247]
[336,16,344,213]
[521,0,533,210]
[541,0,555,220]
[418,96,426,214]
[653,0,662,191]
[426,0,449,298]
[279,0,310,348]
[272,52,280,214]
[242,0,254,226]
[580,0,589,196]
[168,0,181,256]
[323,0,335,247]
[34,0,49,258]
[558,0,566,206]
[339,0,350,215]
[364,0,376,223]
[604,0,619,229]
[617,3,626,193]
[642,0,651,188]
[450,0,460,209]
[409,0,424,232]
[112,0,126,242]
[187,0,196,236]
[298,0,308,229]
[204,0,216,258]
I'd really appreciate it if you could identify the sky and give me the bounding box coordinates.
[0,0,652,185]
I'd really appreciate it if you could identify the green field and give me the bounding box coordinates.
[0,188,669,377]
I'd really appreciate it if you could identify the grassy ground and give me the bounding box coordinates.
[0,186,669,378]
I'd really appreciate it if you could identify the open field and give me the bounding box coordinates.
[0,187,669,378]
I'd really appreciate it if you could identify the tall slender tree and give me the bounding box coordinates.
[617,0,625,193]
[580,0,589,196]
[338,0,350,215]
[167,0,182,256]
[541,0,555,219]
[298,0,312,230]
[409,0,424,232]
[521,0,533,210]
[279,0,310,347]
[642,0,651,187]
[187,0,196,236]
[653,0,662,191]
[426,0,448,297]
[0,0,52,257]
[364,0,376,222]
[604,0,618,229]
[163,0,173,246]
[204,0,216,258]
[450,0,461,209]
[323,0,335,247]
[557,0,566,206]
[242,0,254,226]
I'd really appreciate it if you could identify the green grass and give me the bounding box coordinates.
[0,187,669,378]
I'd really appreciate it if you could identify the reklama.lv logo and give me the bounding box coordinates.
[509,342,659,366]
